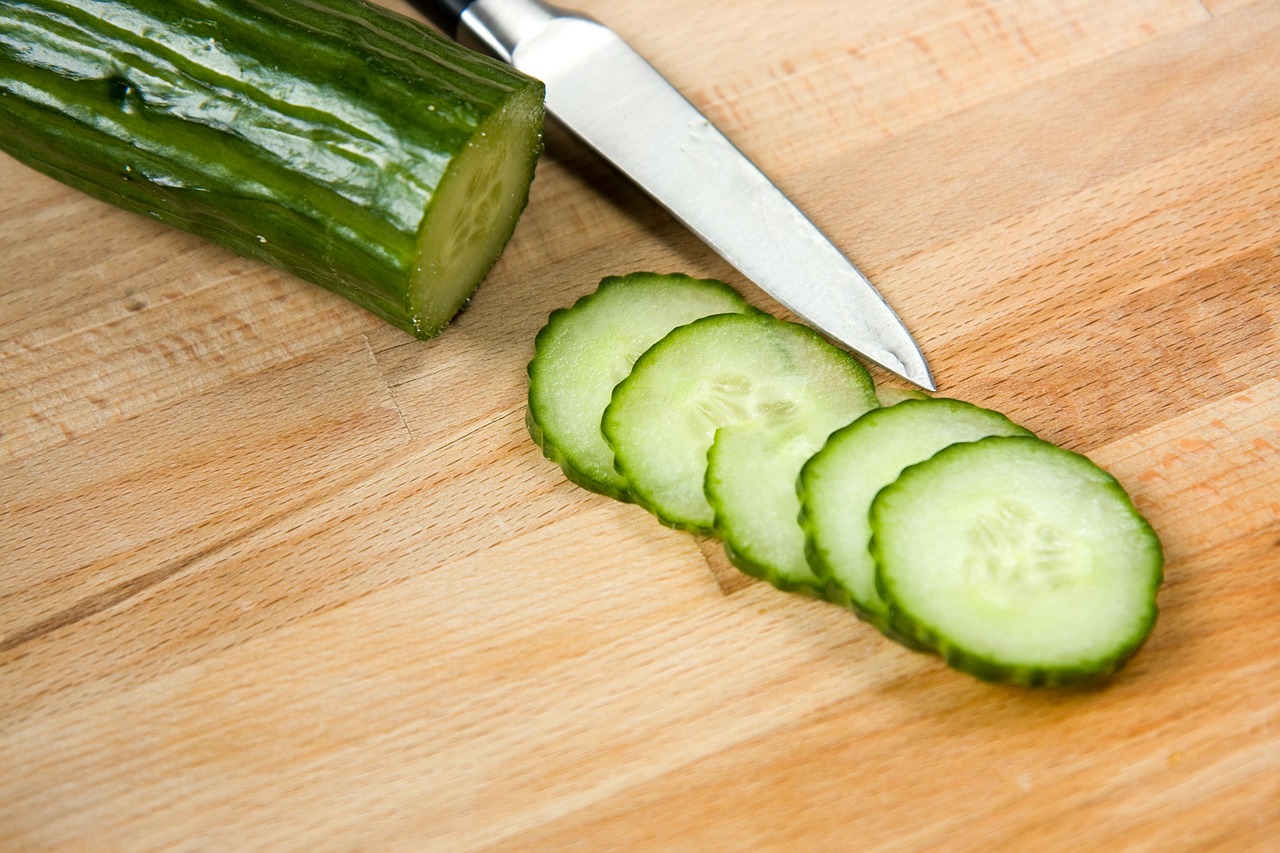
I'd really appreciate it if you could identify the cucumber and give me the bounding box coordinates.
[799,398,1032,637]
[705,389,877,595]
[526,273,757,500]
[602,312,876,537]
[527,272,1164,685]
[874,387,932,406]
[1,0,545,338]
[871,435,1163,686]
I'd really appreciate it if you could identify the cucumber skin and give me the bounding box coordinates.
[722,538,830,600]
[810,562,935,654]
[806,531,935,652]
[1,0,544,337]
[526,406,634,500]
[870,436,1164,688]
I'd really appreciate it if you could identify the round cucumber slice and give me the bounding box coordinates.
[871,435,1164,686]
[707,390,876,595]
[603,312,875,538]
[527,273,756,499]
[799,398,1032,639]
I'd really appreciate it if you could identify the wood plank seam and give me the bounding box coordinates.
[0,469,368,655]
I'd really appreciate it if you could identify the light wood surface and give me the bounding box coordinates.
[3,0,1279,849]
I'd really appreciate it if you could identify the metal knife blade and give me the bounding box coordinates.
[413,0,935,390]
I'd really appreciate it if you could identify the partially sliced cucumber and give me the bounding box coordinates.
[527,273,756,499]
[871,435,1163,686]
[1,0,546,339]
[799,398,1032,638]
[603,312,875,535]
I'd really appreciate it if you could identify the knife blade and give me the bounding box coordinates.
[411,0,935,390]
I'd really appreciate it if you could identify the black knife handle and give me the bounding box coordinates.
[406,0,475,38]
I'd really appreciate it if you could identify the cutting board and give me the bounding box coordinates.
[3,0,1278,849]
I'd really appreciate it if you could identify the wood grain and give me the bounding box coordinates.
[3,0,1279,850]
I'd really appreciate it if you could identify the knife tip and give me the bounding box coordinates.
[878,351,937,393]
[900,373,938,394]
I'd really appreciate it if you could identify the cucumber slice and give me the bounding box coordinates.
[603,312,876,535]
[799,398,1032,638]
[871,435,1163,686]
[527,273,756,499]
[875,387,932,406]
[706,391,877,595]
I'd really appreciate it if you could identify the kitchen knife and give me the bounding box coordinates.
[410,0,935,390]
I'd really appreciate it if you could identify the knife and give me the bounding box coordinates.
[410,0,935,390]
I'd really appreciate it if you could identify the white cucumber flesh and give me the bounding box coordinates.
[526,273,756,499]
[799,398,1032,635]
[707,393,876,594]
[871,435,1163,686]
[603,312,875,537]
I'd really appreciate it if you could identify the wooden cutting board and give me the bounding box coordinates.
[3,0,1278,849]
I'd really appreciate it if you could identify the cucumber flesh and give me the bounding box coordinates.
[871,435,1163,686]
[412,94,546,335]
[603,312,876,535]
[799,398,1032,636]
[706,389,877,595]
[875,387,932,406]
[526,273,756,499]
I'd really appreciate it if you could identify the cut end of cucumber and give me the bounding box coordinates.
[410,89,544,336]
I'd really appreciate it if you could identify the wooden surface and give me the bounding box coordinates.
[3,0,1279,849]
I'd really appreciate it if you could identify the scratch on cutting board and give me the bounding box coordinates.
[362,333,413,443]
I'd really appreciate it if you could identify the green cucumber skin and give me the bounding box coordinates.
[811,567,934,654]
[871,436,1164,688]
[526,402,636,501]
[525,405,635,501]
[721,538,829,600]
[1,0,544,336]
